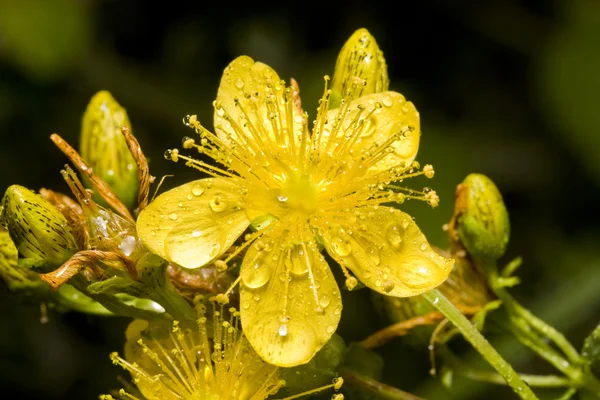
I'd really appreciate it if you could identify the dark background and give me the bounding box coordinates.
[1,0,600,399]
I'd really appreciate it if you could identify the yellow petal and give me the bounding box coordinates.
[322,206,453,297]
[214,56,304,154]
[323,91,420,173]
[240,222,342,367]
[136,178,249,269]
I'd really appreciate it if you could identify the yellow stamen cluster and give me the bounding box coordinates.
[168,75,436,224]
[105,297,343,399]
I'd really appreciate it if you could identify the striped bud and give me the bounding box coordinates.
[330,28,389,108]
[80,91,138,209]
[1,185,77,268]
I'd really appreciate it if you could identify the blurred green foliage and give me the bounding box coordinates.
[1,1,599,399]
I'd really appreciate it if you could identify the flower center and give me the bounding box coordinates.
[278,171,319,215]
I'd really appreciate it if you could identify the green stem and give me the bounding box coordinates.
[488,268,581,364]
[339,368,425,400]
[441,347,573,388]
[422,289,538,399]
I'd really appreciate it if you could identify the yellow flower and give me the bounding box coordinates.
[137,30,453,367]
[105,298,343,400]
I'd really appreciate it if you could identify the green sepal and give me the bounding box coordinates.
[455,174,510,263]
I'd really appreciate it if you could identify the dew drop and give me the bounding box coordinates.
[242,301,250,309]
[192,229,201,238]
[169,212,178,221]
[209,196,227,212]
[209,243,220,258]
[241,252,274,289]
[383,280,395,293]
[420,242,428,251]
[326,325,335,334]
[286,246,309,277]
[386,224,405,249]
[382,95,393,107]
[401,256,442,290]
[319,295,331,309]
[279,324,288,337]
[331,236,352,257]
[192,186,204,196]
[366,246,381,266]
[235,78,245,89]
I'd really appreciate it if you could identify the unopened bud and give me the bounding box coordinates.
[0,229,49,297]
[1,185,77,268]
[80,91,138,209]
[330,28,389,108]
[453,174,510,262]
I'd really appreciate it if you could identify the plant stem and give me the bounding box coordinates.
[488,268,581,364]
[339,368,425,400]
[441,347,572,388]
[422,289,538,399]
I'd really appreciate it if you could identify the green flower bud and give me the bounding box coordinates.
[453,174,510,262]
[80,91,138,209]
[330,28,389,108]
[0,229,49,297]
[1,185,77,269]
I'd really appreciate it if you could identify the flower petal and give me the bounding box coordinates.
[322,206,453,297]
[323,91,420,173]
[136,178,249,269]
[240,222,342,367]
[214,56,304,152]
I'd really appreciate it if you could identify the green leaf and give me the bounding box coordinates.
[581,323,600,370]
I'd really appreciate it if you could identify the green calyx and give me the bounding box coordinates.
[1,185,78,269]
[454,173,510,262]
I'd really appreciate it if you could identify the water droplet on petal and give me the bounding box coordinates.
[319,295,331,308]
[383,280,395,293]
[208,243,220,259]
[241,251,274,289]
[326,325,335,334]
[192,186,204,196]
[279,324,288,337]
[169,212,178,220]
[401,256,442,290]
[235,78,245,89]
[386,224,405,249]
[209,196,227,212]
[331,236,352,257]
[382,95,393,107]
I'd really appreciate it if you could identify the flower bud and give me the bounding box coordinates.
[330,28,389,108]
[452,174,510,262]
[80,91,138,209]
[0,229,49,297]
[1,185,77,268]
